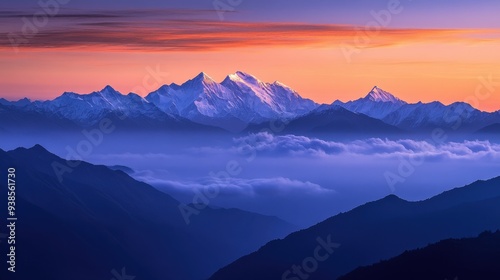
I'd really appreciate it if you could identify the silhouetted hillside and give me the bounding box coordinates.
[340,231,500,280]
[209,177,500,280]
[0,145,296,280]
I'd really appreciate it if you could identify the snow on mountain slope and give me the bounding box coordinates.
[30,86,169,125]
[331,86,500,131]
[381,101,447,128]
[220,71,317,118]
[2,72,317,130]
[3,75,499,132]
[331,86,406,120]
[146,72,247,120]
[146,71,317,123]
[366,86,405,104]
[382,101,499,130]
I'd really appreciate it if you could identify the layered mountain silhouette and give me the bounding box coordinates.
[209,176,500,280]
[340,231,500,280]
[1,72,499,133]
[333,86,500,132]
[282,105,402,135]
[0,145,297,280]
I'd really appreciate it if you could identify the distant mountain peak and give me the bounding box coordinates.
[192,72,216,84]
[383,194,404,201]
[365,86,405,104]
[60,91,80,98]
[102,85,116,92]
[18,97,31,102]
[95,85,123,99]
[2,97,33,107]
[29,144,50,153]
[12,144,51,156]
[225,71,260,85]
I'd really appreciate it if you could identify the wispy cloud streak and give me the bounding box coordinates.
[1,9,499,51]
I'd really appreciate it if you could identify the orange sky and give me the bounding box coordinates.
[1,22,500,111]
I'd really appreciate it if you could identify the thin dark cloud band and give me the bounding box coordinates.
[1,9,499,51]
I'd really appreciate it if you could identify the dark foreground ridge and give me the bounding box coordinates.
[209,176,500,280]
[0,145,296,280]
[340,230,500,280]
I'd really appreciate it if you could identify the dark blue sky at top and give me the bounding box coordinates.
[3,0,500,28]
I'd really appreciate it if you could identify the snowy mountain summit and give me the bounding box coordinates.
[366,86,406,104]
[331,86,407,119]
[146,71,317,124]
[2,74,498,133]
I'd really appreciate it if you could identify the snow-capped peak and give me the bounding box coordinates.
[273,80,291,88]
[365,86,405,104]
[224,71,261,85]
[97,85,122,97]
[191,72,216,84]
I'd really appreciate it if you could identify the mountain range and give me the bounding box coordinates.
[1,72,499,133]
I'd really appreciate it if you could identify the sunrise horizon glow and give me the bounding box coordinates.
[1,0,500,111]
